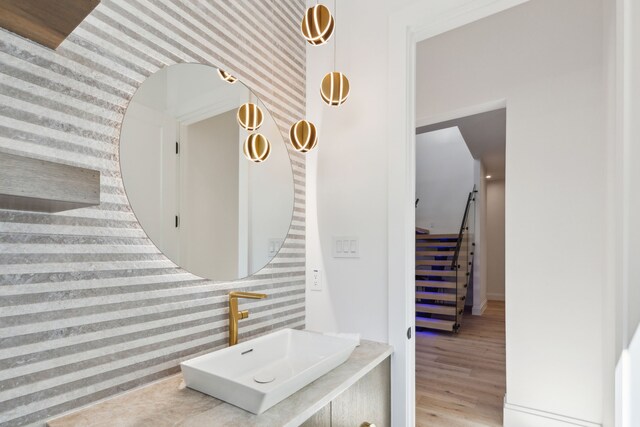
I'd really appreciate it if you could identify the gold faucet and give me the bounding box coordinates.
[228,291,267,346]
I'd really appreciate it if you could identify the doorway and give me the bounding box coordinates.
[413,109,506,425]
[388,0,611,425]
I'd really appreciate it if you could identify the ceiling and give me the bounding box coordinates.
[416,108,506,179]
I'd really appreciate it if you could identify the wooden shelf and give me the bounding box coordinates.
[0,152,100,212]
[0,0,100,50]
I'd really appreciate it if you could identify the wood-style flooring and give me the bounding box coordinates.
[416,301,506,427]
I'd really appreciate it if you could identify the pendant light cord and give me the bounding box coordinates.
[333,0,337,71]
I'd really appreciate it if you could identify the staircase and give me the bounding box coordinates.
[415,191,475,332]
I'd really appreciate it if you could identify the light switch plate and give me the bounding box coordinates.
[268,238,284,257]
[332,236,359,258]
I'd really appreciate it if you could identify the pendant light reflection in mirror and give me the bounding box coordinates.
[217,68,237,84]
[237,90,269,163]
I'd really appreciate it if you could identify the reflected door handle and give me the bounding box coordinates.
[361,423,376,427]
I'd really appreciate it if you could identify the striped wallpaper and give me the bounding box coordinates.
[0,1,306,426]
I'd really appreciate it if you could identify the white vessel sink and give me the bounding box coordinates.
[180,329,357,414]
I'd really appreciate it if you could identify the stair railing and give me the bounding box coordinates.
[452,186,476,332]
[451,188,475,270]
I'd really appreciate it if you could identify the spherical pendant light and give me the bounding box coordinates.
[217,68,237,84]
[243,134,271,163]
[289,120,318,153]
[237,102,264,131]
[320,72,350,106]
[301,4,334,46]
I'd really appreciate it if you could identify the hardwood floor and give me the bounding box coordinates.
[416,301,505,427]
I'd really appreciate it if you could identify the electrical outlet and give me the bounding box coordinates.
[311,269,322,292]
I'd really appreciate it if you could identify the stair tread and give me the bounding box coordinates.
[415,269,458,277]
[415,280,457,289]
[416,250,455,256]
[415,241,458,247]
[419,233,459,239]
[416,260,454,266]
[416,303,457,315]
[416,240,459,244]
[415,317,456,331]
[416,291,457,301]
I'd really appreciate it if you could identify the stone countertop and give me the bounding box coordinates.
[47,340,393,427]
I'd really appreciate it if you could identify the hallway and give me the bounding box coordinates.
[416,302,506,426]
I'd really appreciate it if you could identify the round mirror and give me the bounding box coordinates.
[120,63,294,281]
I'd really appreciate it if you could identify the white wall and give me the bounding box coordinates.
[305,0,401,341]
[627,0,640,352]
[486,179,505,300]
[415,127,475,234]
[307,0,612,425]
[621,0,640,425]
[472,160,488,314]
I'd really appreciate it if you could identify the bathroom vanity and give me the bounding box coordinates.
[46,340,392,427]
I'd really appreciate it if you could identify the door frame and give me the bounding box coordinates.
[385,1,530,425]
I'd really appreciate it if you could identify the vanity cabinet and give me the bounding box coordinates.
[301,357,391,427]
[47,342,393,427]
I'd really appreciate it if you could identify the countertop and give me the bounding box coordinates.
[47,339,393,427]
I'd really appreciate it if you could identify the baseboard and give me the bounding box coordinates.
[487,292,505,301]
[472,298,487,315]
[504,400,602,427]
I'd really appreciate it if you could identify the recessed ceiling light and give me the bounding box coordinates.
[485,175,492,179]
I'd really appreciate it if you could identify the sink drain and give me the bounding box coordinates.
[253,373,276,384]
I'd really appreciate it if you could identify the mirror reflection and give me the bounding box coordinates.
[120,63,294,281]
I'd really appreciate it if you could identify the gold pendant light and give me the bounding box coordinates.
[289,120,318,153]
[237,102,264,131]
[243,134,271,163]
[217,68,237,84]
[320,72,350,106]
[301,4,334,46]
[319,1,350,107]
